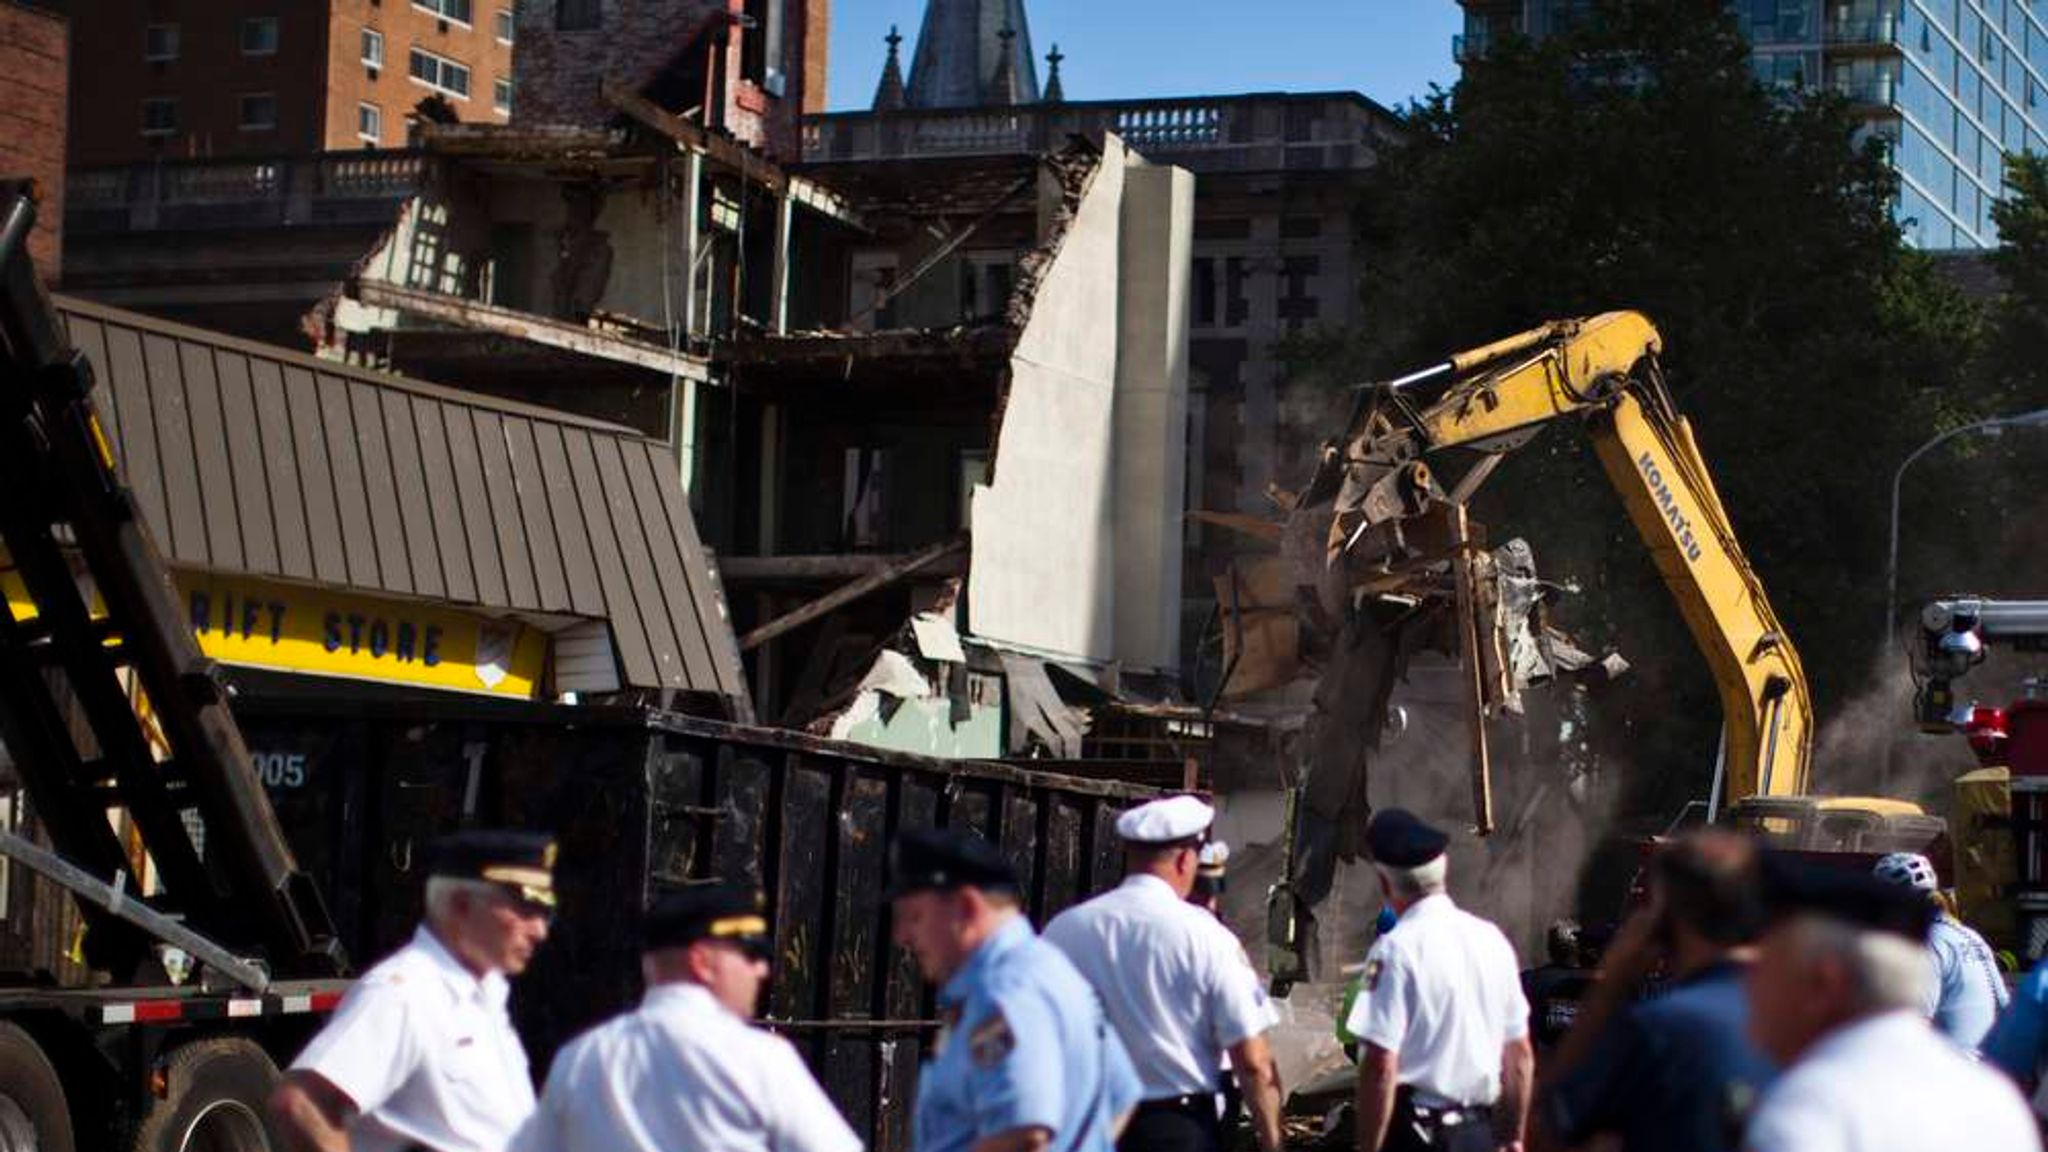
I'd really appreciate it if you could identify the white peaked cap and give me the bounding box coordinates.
[1115,795,1215,844]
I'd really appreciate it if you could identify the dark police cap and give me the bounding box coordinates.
[1760,849,1935,943]
[645,883,772,959]
[428,829,558,908]
[883,826,1020,899]
[1366,808,1449,869]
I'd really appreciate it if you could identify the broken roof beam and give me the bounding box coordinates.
[349,280,713,382]
[718,550,970,583]
[740,537,968,651]
[600,82,866,230]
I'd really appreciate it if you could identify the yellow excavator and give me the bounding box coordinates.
[1260,311,1941,987]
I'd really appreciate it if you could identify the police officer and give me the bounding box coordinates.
[1044,796,1283,1152]
[271,830,557,1152]
[1343,809,1531,1152]
[1870,851,2008,1047]
[1744,851,2038,1152]
[512,883,861,1152]
[889,826,1142,1152]
[1186,840,1245,1134]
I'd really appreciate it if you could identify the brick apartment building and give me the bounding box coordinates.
[45,0,513,167]
[0,0,67,281]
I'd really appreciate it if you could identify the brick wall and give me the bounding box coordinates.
[0,1,68,282]
[328,0,515,149]
[515,0,819,163]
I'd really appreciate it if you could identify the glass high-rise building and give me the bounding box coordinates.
[1455,1,2048,248]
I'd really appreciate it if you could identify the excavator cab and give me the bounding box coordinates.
[1720,795,1947,857]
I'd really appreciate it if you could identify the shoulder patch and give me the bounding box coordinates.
[969,1011,1016,1068]
[1364,957,1384,992]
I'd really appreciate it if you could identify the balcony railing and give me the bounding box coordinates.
[1825,13,1900,46]
[1453,29,1494,63]
[65,152,426,233]
[1831,73,1899,107]
[801,93,1398,173]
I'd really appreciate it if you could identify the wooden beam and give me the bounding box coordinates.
[740,537,967,651]
[350,280,713,381]
[718,551,970,582]
[1450,504,1495,835]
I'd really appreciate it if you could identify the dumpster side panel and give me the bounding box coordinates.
[236,701,1151,1152]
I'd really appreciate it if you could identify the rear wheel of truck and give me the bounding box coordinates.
[130,1039,278,1152]
[0,1022,74,1152]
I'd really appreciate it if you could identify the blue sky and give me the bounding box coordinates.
[824,1,1465,113]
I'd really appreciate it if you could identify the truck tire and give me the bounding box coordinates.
[130,1039,278,1152]
[0,1022,73,1152]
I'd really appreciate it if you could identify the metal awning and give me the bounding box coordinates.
[54,295,749,713]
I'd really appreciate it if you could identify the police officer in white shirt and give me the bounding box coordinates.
[1043,796,1284,1152]
[1744,851,2039,1152]
[270,830,557,1152]
[1344,808,1532,1152]
[512,882,862,1152]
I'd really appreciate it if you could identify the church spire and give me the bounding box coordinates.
[1043,44,1064,104]
[872,25,907,111]
[904,0,1041,109]
[985,25,1023,106]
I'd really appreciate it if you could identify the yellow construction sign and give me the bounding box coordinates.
[3,569,547,699]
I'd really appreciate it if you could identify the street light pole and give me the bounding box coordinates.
[1884,407,2048,654]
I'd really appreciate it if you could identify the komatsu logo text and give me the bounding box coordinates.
[1638,452,1704,564]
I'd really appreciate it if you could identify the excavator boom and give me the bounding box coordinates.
[1315,311,1811,804]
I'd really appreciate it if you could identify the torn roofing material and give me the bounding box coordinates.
[55,295,750,713]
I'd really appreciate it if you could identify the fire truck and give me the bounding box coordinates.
[1912,597,2048,957]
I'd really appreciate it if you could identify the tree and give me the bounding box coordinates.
[1303,0,1993,823]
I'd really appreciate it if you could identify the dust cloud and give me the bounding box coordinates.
[1809,653,1998,808]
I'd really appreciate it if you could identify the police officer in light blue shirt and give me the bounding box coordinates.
[888,826,1143,1152]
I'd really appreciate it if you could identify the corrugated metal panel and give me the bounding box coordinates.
[51,296,748,713]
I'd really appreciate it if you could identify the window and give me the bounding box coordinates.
[358,101,383,144]
[238,93,277,131]
[242,16,279,55]
[361,27,384,69]
[1192,258,1217,328]
[495,8,514,43]
[145,23,179,62]
[493,77,512,114]
[557,0,600,31]
[141,97,178,136]
[408,47,471,98]
[413,0,474,25]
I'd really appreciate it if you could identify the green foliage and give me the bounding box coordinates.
[1317,0,2012,822]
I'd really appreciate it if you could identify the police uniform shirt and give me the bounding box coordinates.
[1745,1010,2038,1152]
[1342,893,1529,1107]
[511,983,861,1152]
[1926,914,2008,1048]
[915,915,1143,1152]
[292,926,536,1152]
[1043,874,1276,1100]
[1982,955,2048,1086]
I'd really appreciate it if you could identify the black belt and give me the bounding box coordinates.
[1395,1086,1494,1129]
[1136,1094,1214,1115]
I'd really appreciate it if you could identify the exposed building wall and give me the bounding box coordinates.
[968,138,1127,661]
[513,0,817,162]
[0,1,67,283]
[1112,161,1194,675]
[325,0,515,150]
[968,136,1194,671]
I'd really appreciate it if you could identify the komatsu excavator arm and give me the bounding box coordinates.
[1310,310,1812,806]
